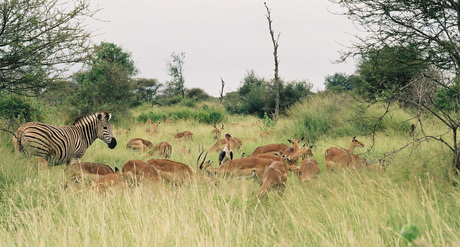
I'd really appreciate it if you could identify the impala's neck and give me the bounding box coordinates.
[348,142,356,154]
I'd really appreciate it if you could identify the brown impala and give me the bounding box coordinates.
[153,141,172,158]
[146,159,194,185]
[126,138,154,154]
[211,122,224,139]
[249,143,289,157]
[256,161,289,200]
[121,160,161,184]
[197,151,274,181]
[325,136,365,170]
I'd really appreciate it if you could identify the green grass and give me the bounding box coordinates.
[0,100,459,246]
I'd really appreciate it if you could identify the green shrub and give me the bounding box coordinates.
[0,93,43,122]
[137,106,225,124]
[287,93,412,141]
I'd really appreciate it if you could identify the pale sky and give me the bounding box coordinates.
[86,0,359,97]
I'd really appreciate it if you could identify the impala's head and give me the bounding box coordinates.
[352,136,364,148]
[300,144,314,158]
[288,137,304,147]
[275,151,290,162]
[197,151,212,175]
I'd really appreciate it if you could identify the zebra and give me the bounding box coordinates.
[13,111,117,166]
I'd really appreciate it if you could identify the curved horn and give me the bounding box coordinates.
[197,150,205,167]
[202,152,208,167]
[221,121,224,129]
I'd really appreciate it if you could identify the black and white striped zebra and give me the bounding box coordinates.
[13,111,117,165]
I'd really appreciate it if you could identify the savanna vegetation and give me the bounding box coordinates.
[1,95,459,246]
[1,0,460,246]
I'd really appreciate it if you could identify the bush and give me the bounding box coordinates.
[0,93,43,122]
[224,70,313,118]
[287,93,412,142]
[137,105,225,124]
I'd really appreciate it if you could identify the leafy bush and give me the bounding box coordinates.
[287,93,412,141]
[137,105,225,124]
[0,93,43,122]
[224,70,312,118]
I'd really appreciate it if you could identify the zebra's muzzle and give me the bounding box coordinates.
[108,137,117,149]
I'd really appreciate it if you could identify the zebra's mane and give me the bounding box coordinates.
[73,111,110,125]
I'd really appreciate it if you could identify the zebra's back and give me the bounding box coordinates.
[14,122,81,165]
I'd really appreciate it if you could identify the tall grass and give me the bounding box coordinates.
[0,100,459,246]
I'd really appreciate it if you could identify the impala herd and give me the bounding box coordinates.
[63,117,378,199]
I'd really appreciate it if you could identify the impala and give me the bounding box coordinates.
[249,143,289,157]
[146,159,194,185]
[298,158,320,183]
[66,162,116,177]
[121,159,161,184]
[153,141,172,158]
[65,162,118,187]
[93,173,125,191]
[325,136,365,170]
[198,151,274,181]
[174,131,193,141]
[211,122,224,139]
[126,138,154,153]
[282,138,305,166]
[256,161,288,200]
[146,122,160,134]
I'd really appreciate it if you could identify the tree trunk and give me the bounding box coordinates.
[265,3,281,121]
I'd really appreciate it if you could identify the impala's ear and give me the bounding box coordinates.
[288,139,293,144]
[310,145,313,149]
[300,137,305,141]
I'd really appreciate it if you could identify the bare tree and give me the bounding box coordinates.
[165,52,186,98]
[219,77,225,102]
[264,2,281,121]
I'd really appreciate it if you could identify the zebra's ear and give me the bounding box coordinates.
[107,113,112,120]
[97,113,103,120]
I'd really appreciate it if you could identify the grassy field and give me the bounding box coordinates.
[0,98,459,246]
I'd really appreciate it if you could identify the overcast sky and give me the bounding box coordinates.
[86,0,359,97]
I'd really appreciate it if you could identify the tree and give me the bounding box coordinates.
[354,45,428,100]
[186,88,210,101]
[164,52,186,98]
[264,2,281,121]
[224,70,312,118]
[0,0,96,96]
[334,0,460,171]
[134,78,162,106]
[71,42,137,115]
[324,73,353,91]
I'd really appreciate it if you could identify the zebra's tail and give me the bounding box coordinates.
[11,126,25,154]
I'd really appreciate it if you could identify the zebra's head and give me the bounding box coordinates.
[97,112,117,149]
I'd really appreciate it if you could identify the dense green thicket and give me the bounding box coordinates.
[0,93,44,122]
[286,93,411,142]
[137,105,225,125]
[224,70,313,118]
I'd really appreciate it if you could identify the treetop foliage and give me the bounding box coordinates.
[224,70,312,118]
[0,0,96,96]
